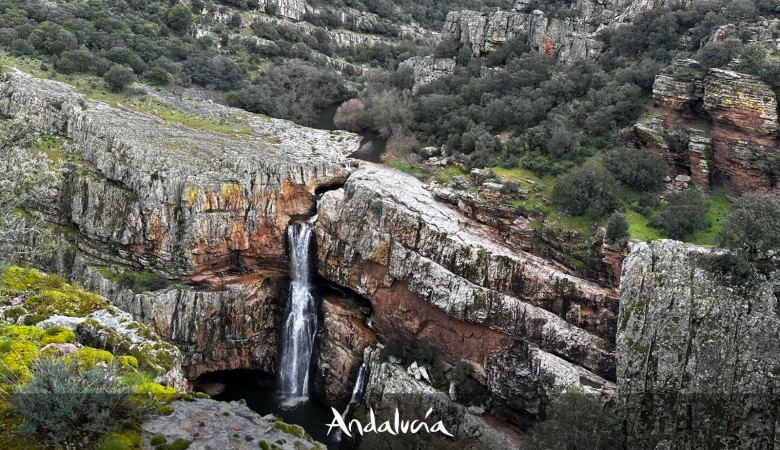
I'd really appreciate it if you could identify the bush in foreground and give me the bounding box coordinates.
[10,359,156,446]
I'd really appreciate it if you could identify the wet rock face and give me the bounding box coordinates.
[315,164,617,421]
[0,71,359,277]
[639,64,779,193]
[311,295,378,410]
[444,0,685,64]
[618,240,780,449]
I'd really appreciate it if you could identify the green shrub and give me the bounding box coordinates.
[603,146,667,191]
[718,193,780,259]
[553,162,621,218]
[520,389,624,450]
[103,65,135,92]
[606,212,630,245]
[11,359,156,446]
[650,190,709,240]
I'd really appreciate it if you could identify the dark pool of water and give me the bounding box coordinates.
[314,105,387,163]
[213,375,340,449]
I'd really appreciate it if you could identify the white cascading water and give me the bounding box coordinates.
[277,216,319,398]
[336,362,369,440]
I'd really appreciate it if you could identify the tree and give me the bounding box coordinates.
[718,193,780,258]
[606,212,630,245]
[520,389,624,450]
[649,189,709,240]
[333,99,370,132]
[167,5,193,32]
[553,162,622,218]
[0,114,62,260]
[103,65,135,92]
[603,146,667,191]
[739,42,768,76]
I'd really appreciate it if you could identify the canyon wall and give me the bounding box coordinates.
[636,60,780,193]
[444,0,690,64]
[618,240,780,449]
[315,165,618,424]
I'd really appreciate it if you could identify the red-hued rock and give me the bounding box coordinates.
[640,64,779,194]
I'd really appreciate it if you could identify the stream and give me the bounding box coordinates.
[313,105,387,163]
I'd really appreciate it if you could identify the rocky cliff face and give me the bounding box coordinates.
[311,294,378,410]
[0,71,360,381]
[618,240,780,449]
[0,71,359,278]
[637,61,779,193]
[444,0,687,64]
[316,164,617,423]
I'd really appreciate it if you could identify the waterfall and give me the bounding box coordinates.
[336,362,369,441]
[277,216,318,397]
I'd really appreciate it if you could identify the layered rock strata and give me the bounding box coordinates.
[637,62,779,193]
[618,240,780,449]
[311,294,378,410]
[0,70,359,278]
[444,0,688,64]
[316,164,618,422]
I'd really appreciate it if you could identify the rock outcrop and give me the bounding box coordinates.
[398,56,456,94]
[444,0,686,64]
[311,294,378,410]
[316,164,617,423]
[142,398,324,449]
[0,70,359,278]
[637,61,780,193]
[361,347,522,449]
[618,240,780,449]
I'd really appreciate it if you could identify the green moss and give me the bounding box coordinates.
[0,340,39,381]
[41,326,76,345]
[2,306,27,322]
[22,313,49,325]
[97,427,143,450]
[273,421,310,441]
[66,347,114,369]
[258,441,270,450]
[121,355,139,371]
[2,267,108,318]
[155,438,192,450]
[135,382,178,403]
[150,435,167,446]
[158,404,174,415]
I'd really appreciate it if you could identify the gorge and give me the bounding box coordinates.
[2,0,780,447]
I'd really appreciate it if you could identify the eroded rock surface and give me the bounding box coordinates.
[444,0,688,64]
[637,62,779,193]
[618,240,780,449]
[142,398,324,450]
[316,164,617,422]
[0,70,359,277]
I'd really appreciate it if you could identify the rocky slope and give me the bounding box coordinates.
[316,164,617,424]
[142,398,324,449]
[618,240,780,449]
[444,0,688,64]
[636,60,779,193]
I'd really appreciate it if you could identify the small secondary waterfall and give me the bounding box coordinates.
[336,362,369,440]
[277,216,319,397]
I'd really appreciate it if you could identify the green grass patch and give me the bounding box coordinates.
[491,166,555,194]
[688,188,732,246]
[625,210,662,242]
[386,157,423,176]
[432,165,465,183]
